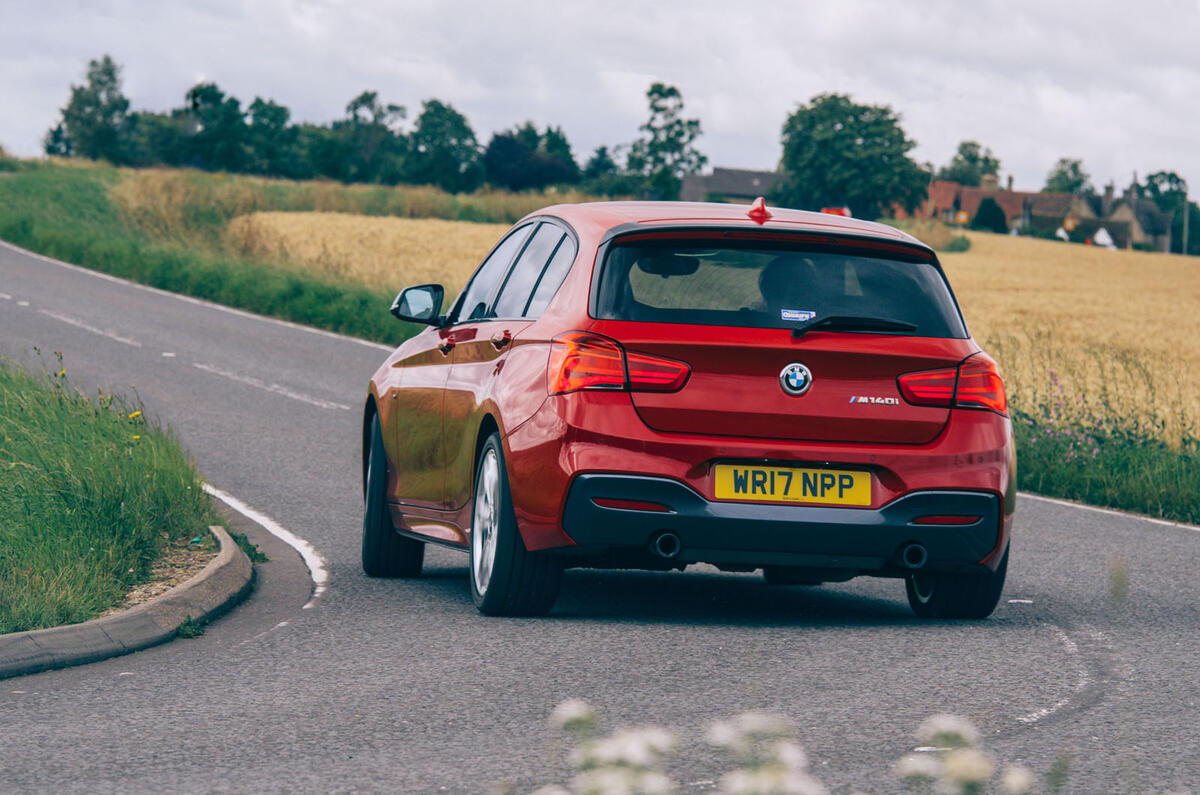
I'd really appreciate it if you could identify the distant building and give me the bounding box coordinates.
[680,167,782,203]
[920,178,1173,251]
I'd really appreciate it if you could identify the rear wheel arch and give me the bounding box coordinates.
[474,414,501,473]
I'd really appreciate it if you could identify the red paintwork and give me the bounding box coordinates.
[366,201,1016,569]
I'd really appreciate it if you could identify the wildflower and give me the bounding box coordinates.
[893,753,941,785]
[915,714,979,749]
[1092,447,1100,457]
[132,435,141,440]
[572,764,674,794]
[708,712,794,752]
[719,767,827,795]
[941,747,994,786]
[551,699,598,734]
[999,764,1035,794]
[128,410,142,419]
[573,727,675,770]
[773,741,808,771]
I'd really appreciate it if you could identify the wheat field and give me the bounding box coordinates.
[227,212,1199,438]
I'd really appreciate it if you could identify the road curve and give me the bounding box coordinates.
[2,241,1197,792]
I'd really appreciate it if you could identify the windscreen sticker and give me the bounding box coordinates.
[781,309,816,322]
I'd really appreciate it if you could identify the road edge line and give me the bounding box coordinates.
[1018,491,1200,532]
[0,525,253,680]
[202,484,329,608]
[0,238,392,352]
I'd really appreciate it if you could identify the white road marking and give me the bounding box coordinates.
[1020,491,1200,532]
[913,746,951,753]
[192,362,352,411]
[0,238,392,352]
[17,300,30,306]
[38,309,142,347]
[1016,624,1091,724]
[1008,599,1034,604]
[203,483,328,608]
[0,292,11,299]
[162,351,176,357]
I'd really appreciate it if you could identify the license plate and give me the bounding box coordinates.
[713,464,871,506]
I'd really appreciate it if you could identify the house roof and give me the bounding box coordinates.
[927,180,960,211]
[1131,198,1174,235]
[679,167,783,202]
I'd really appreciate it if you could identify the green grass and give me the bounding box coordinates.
[0,358,218,633]
[0,162,415,345]
[1013,406,1199,525]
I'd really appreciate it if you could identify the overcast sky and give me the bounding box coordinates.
[3,0,1198,192]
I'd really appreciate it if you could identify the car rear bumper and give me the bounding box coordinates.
[560,473,1001,574]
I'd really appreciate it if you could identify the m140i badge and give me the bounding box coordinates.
[849,395,900,405]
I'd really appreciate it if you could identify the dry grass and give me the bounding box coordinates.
[941,231,1199,440]
[226,211,508,297]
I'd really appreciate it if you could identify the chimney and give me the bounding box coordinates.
[981,173,999,191]
[1102,183,1114,217]
[1006,175,1013,192]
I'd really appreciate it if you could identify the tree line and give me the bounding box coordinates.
[43,55,705,199]
[42,55,1195,253]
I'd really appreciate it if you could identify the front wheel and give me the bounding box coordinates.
[469,433,562,616]
[905,548,1009,619]
[361,413,425,578]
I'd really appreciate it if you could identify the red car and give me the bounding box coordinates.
[362,199,1015,618]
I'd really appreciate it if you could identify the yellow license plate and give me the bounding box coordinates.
[713,465,871,506]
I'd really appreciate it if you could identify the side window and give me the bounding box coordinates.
[492,224,566,319]
[523,235,578,317]
[453,224,533,323]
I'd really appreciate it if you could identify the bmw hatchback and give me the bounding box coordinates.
[362,199,1015,618]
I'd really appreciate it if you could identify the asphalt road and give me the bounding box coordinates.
[2,241,1197,793]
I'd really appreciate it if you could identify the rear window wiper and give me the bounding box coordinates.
[791,315,918,339]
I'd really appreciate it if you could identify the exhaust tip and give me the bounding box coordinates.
[900,543,928,570]
[653,531,681,559]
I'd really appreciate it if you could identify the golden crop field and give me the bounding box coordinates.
[228,211,1199,438]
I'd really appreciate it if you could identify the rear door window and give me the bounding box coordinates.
[523,234,578,317]
[492,223,565,319]
[452,223,533,323]
[595,238,966,337]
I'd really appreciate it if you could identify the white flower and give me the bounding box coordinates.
[719,767,827,795]
[941,747,995,785]
[773,740,808,771]
[573,727,676,770]
[1000,764,1035,794]
[915,714,981,749]
[893,752,941,784]
[708,712,795,750]
[530,787,571,795]
[551,698,598,733]
[573,767,675,795]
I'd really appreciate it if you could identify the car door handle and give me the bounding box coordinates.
[489,330,512,350]
[438,340,455,356]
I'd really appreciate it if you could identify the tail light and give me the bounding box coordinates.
[549,331,690,395]
[898,352,1007,415]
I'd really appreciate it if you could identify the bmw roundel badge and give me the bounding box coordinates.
[779,362,813,396]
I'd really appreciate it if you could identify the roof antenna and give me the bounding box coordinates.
[747,196,772,225]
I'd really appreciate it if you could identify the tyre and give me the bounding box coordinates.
[905,547,1008,619]
[361,413,425,577]
[469,433,562,616]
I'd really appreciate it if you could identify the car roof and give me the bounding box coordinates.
[526,200,928,249]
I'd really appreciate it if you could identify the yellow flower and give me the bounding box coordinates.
[132,435,141,440]
[57,369,66,377]
[128,410,142,419]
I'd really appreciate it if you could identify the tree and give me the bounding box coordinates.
[773,93,928,219]
[179,82,248,171]
[625,82,706,199]
[969,196,1008,234]
[404,99,484,193]
[583,146,617,181]
[483,121,579,191]
[334,91,406,183]
[45,54,132,162]
[1043,158,1091,194]
[937,140,1000,187]
[241,98,304,177]
[1141,171,1194,255]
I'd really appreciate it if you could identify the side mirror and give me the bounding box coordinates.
[390,284,445,325]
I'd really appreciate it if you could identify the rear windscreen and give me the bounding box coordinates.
[594,238,967,338]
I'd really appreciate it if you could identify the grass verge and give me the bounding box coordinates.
[0,357,218,634]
